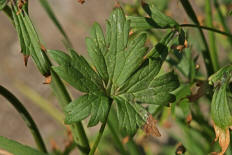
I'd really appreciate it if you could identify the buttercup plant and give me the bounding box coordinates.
[1,0,232,155]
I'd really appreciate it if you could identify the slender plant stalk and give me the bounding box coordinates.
[38,0,72,48]
[180,24,232,38]
[89,101,113,155]
[213,0,232,46]
[205,0,219,72]
[0,85,47,153]
[107,120,128,155]
[50,70,90,154]
[15,82,64,125]
[179,0,214,75]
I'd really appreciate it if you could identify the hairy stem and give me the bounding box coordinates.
[0,85,47,153]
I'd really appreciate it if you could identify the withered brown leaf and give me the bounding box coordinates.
[143,114,161,137]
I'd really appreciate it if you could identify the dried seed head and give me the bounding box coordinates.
[122,136,129,144]
[176,45,185,51]
[129,30,134,36]
[143,114,161,137]
[195,64,200,70]
[114,0,121,8]
[16,0,26,15]
[43,75,52,84]
[184,40,188,48]
[23,55,29,66]
[50,139,58,151]
[175,143,186,155]
[77,0,85,4]
[40,44,47,52]
[186,113,192,124]
[65,126,73,148]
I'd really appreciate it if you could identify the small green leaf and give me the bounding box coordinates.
[211,77,232,129]
[50,49,104,94]
[0,136,47,155]
[65,94,110,127]
[0,0,7,10]
[208,64,232,85]
[52,64,103,94]
[142,2,179,29]
[127,16,153,30]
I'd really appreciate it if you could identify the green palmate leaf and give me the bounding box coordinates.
[142,2,179,29]
[50,7,179,135]
[0,136,47,155]
[211,75,232,129]
[11,3,51,76]
[65,94,110,127]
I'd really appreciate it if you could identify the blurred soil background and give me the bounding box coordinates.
[0,0,231,154]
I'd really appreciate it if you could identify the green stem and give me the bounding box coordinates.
[15,82,64,125]
[0,85,47,153]
[51,70,90,154]
[179,0,214,76]
[107,120,128,155]
[38,0,72,48]
[180,24,232,38]
[213,0,232,46]
[88,101,113,155]
[205,0,219,72]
